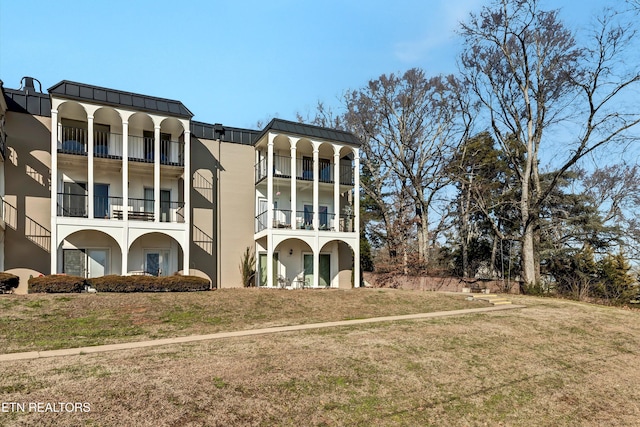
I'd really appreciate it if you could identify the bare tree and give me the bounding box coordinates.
[460,0,640,286]
[344,68,472,268]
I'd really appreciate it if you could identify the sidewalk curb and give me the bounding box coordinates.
[0,304,525,362]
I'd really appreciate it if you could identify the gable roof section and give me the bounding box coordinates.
[48,80,193,119]
[256,118,361,147]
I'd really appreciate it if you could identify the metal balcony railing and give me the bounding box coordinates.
[59,126,88,155]
[128,136,184,166]
[57,193,88,217]
[57,194,184,223]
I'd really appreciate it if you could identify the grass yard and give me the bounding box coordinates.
[2,290,640,426]
[0,288,483,354]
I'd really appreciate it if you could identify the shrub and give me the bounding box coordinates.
[239,247,256,287]
[90,275,210,292]
[0,272,20,293]
[28,275,86,293]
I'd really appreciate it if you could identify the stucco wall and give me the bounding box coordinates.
[4,111,51,274]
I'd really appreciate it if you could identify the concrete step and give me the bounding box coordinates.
[471,294,513,306]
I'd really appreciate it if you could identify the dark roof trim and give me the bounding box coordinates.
[48,80,193,119]
[3,87,52,116]
[190,120,259,146]
[254,118,361,147]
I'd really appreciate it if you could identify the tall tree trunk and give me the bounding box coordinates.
[417,209,429,268]
[521,222,537,287]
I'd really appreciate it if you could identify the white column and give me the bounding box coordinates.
[266,135,275,287]
[122,121,129,222]
[312,142,320,230]
[121,244,128,276]
[354,150,360,287]
[289,137,298,229]
[154,125,161,223]
[121,120,129,275]
[183,129,191,274]
[87,115,94,219]
[267,233,274,288]
[50,109,58,274]
[313,247,320,288]
[267,134,275,230]
[333,145,340,231]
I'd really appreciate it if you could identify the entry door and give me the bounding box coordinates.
[160,190,171,222]
[144,188,154,215]
[304,254,331,287]
[87,249,108,277]
[258,252,279,286]
[94,184,109,219]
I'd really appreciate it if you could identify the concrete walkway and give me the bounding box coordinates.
[0,304,525,362]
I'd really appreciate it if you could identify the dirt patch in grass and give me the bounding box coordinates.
[1,295,639,426]
[0,288,484,354]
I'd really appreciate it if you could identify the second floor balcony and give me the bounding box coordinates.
[255,208,355,233]
[57,193,185,223]
[58,126,185,166]
[255,155,354,185]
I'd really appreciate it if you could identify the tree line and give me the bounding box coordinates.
[298,0,640,302]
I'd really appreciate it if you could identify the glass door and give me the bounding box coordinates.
[62,182,87,217]
[87,249,108,277]
[145,250,170,276]
[160,190,171,222]
[94,183,109,219]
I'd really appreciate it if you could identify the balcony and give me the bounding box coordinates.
[255,155,354,185]
[57,193,185,222]
[255,208,355,233]
[58,126,184,166]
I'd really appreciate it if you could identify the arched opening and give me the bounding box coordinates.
[128,232,184,276]
[258,238,313,288]
[320,239,356,289]
[58,229,122,277]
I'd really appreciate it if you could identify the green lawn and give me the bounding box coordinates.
[3,291,639,426]
[0,288,484,353]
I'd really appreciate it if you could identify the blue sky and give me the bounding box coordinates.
[0,0,623,129]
